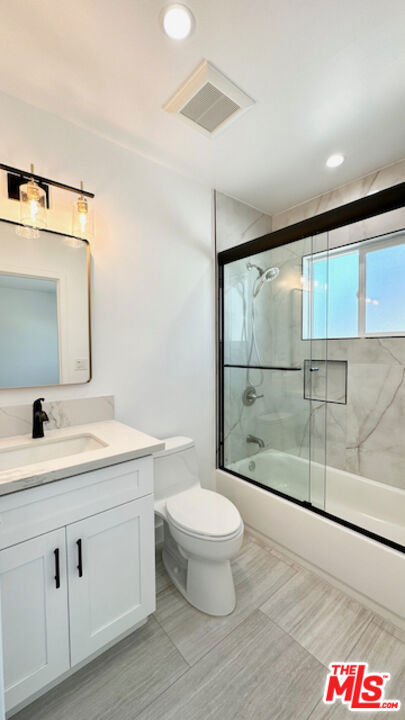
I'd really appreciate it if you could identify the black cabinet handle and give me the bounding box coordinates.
[54,548,60,589]
[76,539,83,577]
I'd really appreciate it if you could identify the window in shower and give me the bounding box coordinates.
[302,229,405,339]
[365,241,405,333]
[302,249,359,339]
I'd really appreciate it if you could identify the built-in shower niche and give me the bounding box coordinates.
[303,359,347,404]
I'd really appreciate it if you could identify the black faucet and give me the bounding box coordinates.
[32,398,49,439]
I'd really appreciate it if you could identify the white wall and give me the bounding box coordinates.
[0,92,215,487]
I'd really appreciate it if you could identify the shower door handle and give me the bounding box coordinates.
[309,367,319,372]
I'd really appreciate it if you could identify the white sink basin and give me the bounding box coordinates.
[0,434,107,471]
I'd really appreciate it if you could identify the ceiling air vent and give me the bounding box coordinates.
[163,60,255,136]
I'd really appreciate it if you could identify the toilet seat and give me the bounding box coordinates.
[166,487,242,541]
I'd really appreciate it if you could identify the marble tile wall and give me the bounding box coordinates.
[215,191,273,253]
[272,158,405,491]
[0,396,114,438]
[272,159,405,232]
[220,204,316,466]
[249,239,312,461]
[219,159,405,491]
[216,191,272,464]
[223,233,328,470]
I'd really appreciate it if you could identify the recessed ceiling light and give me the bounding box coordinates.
[161,4,194,40]
[326,153,345,168]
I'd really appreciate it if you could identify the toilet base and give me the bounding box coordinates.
[162,529,238,616]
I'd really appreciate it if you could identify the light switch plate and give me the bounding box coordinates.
[74,359,88,371]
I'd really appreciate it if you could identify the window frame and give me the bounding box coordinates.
[302,230,405,340]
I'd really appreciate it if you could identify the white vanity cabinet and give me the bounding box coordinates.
[0,529,70,711]
[67,495,154,665]
[0,456,156,714]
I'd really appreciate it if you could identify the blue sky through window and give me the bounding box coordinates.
[328,252,359,338]
[305,251,359,339]
[366,244,405,333]
[303,235,405,339]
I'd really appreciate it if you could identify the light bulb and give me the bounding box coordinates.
[29,199,39,221]
[161,4,194,39]
[72,181,93,240]
[18,164,47,237]
[326,153,345,168]
[78,197,88,234]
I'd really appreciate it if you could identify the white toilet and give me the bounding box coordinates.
[154,437,244,616]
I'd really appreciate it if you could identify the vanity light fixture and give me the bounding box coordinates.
[72,181,94,241]
[161,4,194,39]
[1,161,95,240]
[326,153,345,168]
[17,163,47,239]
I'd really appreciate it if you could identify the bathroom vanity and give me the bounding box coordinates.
[0,421,164,715]
[0,200,166,716]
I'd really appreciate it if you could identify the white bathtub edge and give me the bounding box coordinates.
[217,469,405,629]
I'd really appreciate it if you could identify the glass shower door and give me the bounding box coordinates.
[222,234,327,507]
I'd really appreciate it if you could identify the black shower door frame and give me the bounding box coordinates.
[216,181,405,555]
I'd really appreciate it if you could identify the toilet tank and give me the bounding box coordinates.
[153,437,200,502]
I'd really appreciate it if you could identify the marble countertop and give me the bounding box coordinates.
[0,420,165,496]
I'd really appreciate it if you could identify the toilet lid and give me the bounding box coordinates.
[166,488,242,538]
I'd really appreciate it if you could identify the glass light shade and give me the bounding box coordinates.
[18,176,47,238]
[72,190,93,240]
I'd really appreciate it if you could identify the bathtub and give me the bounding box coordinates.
[217,456,405,625]
[229,449,405,547]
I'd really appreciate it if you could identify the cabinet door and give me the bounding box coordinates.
[67,496,155,666]
[0,529,70,711]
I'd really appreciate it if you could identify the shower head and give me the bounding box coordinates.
[262,267,280,282]
[246,262,264,276]
[247,262,279,296]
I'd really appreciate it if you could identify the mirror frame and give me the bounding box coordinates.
[0,217,92,389]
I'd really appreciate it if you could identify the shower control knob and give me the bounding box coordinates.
[242,386,264,406]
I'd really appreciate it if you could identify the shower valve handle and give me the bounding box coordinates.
[243,386,264,406]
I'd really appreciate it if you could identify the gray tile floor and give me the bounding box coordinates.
[14,530,405,720]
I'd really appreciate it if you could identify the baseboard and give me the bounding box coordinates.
[245,524,405,633]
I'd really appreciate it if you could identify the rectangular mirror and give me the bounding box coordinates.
[0,219,91,388]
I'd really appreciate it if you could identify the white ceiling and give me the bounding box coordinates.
[0,0,404,214]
